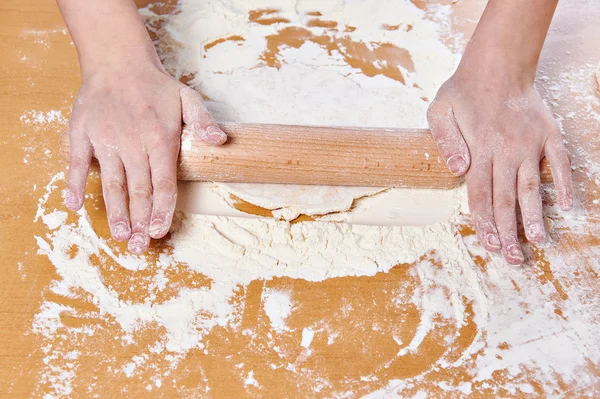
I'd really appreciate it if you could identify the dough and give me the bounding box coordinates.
[214,183,382,220]
[177,181,466,226]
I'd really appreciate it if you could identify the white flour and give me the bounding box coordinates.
[262,288,293,331]
[28,0,600,397]
[154,0,457,127]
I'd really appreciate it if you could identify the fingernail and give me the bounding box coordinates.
[149,219,165,237]
[128,233,148,255]
[506,244,524,264]
[526,224,545,243]
[65,191,81,210]
[485,234,501,250]
[111,222,131,241]
[205,126,227,144]
[447,154,468,175]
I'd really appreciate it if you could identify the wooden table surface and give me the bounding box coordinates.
[1,0,599,397]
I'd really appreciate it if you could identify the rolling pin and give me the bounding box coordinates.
[59,122,553,189]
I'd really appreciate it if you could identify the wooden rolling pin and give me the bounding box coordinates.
[59,122,553,189]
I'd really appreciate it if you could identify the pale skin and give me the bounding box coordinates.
[427,0,572,265]
[58,0,227,254]
[58,0,572,265]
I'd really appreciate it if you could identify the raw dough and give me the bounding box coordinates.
[176,181,467,225]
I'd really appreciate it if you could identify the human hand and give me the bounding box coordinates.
[64,66,227,254]
[427,72,572,265]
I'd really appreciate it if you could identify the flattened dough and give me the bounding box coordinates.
[214,183,383,220]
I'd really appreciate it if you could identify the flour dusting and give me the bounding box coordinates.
[27,0,600,397]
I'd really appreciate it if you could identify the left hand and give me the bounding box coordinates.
[427,70,573,265]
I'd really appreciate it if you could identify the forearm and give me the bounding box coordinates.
[458,0,558,84]
[56,0,162,78]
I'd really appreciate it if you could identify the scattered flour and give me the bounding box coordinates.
[262,288,294,332]
[156,0,458,127]
[20,110,67,126]
[244,371,260,387]
[32,169,600,396]
[28,0,600,397]
[19,108,67,164]
[300,327,315,349]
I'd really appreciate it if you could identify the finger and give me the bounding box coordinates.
[66,127,92,211]
[493,163,524,265]
[517,160,545,244]
[466,162,501,252]
[97,152,131,241]
[544,134,573,211]
[427,99,471,176]
[180,86,227,145]
[148,139,179,239]
[123,156,152,255]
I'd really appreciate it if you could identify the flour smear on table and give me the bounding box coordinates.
[26,0,600,397]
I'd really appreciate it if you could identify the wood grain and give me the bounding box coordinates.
[59,122,554,189]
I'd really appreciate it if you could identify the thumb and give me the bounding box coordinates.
[427,99,471,176]
[180,86,227,145]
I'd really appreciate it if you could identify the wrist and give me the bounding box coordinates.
[79,43,164,81]
[455,45,537,89]
[58,0,165,81]
[455,0,557,88]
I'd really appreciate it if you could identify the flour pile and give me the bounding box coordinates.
[29,0,600,397]
[153,0,458,127]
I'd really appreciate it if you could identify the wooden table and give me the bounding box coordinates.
[1,0,599,397]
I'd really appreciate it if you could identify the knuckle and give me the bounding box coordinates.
[494,195,515,211]
[103,179,126,194]
[520,177,540,193]
[154,177,178,195]
[165,125,181,138]
[147,125,167,138]
[129,184,152,201]
[149,136,179,155]
[152,124,179,139]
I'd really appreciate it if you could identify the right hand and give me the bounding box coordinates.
[65,66,227,254]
